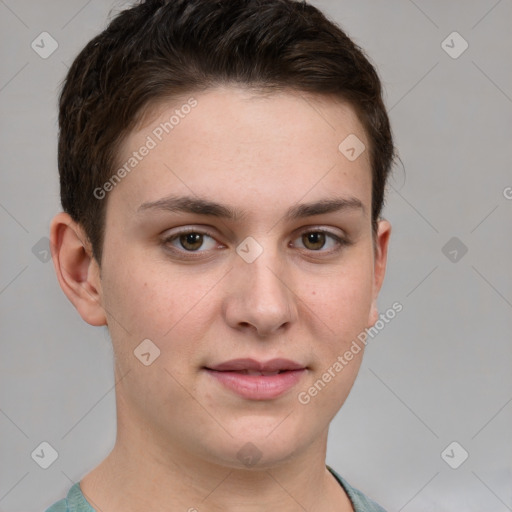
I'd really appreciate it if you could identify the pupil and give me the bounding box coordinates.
[181,233,203,250]
[304,232,325,250]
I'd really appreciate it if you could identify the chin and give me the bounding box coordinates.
[201,421,313,470]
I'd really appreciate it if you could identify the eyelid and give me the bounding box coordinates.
[162,225,218,239]
[293,225,346,238]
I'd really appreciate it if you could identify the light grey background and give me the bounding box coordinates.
[1,1,511,511]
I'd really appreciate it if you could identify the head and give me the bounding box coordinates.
[58,0,394,264]
[51,0,395,470]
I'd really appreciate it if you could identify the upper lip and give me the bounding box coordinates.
[205,358,306,372]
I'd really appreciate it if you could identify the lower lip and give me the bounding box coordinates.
[204,369,306,400]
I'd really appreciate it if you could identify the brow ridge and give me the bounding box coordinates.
[137,195,365,220]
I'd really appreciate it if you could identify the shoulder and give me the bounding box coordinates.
[44,482,94,512]
[327,466,388,512]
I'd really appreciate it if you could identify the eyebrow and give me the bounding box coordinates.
[137,195,365,221]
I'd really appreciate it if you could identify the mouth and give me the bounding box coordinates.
[203,358,307,400]
[214,369,287,376]
[205,357,306,373]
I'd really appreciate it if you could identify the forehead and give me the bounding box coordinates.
[109,87,372,218]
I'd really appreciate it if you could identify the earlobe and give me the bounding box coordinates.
[50,212,107,326]
[367,219,391,327]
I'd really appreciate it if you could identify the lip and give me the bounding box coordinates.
[206,358,305,372]
[204,358,307,400]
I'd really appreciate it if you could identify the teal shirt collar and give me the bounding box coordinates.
[47,467,387,512]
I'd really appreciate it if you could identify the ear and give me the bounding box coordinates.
[50,212,107,326]
[367,219,391,327]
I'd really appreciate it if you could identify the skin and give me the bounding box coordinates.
[51,86,391,512]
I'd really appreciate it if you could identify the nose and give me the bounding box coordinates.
[223,248,298,337]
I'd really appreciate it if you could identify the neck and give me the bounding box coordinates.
[80,425,353,512]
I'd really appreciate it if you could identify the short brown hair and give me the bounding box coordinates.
[58,0,396,263]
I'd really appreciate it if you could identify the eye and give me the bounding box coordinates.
[292,230,346,252]
[164,230,218,252]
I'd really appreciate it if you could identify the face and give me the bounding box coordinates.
[92,87,390,469]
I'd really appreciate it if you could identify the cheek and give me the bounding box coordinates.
[307,256,375,332]
[298,267,373,418]
[100,253,224,354]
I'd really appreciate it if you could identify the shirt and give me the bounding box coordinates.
[45,465,387,512]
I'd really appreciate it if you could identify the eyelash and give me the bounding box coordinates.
[161,227,351,258]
